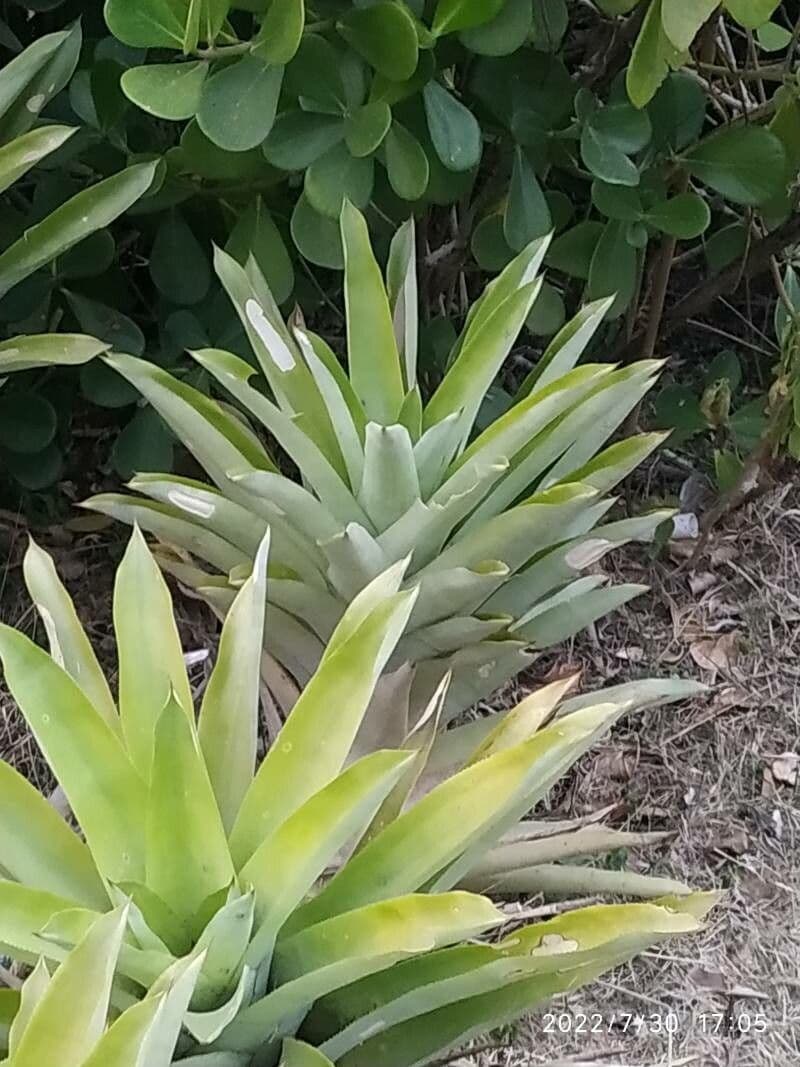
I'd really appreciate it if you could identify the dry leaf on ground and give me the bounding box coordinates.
[689,631,742,678]
[771,752,799,787]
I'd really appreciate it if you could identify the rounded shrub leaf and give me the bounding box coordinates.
[459,0,532,55]
[65,290,145,355]
[338,2,419,81]
[648,73,707,152]
[197,56,283,152]
[471,213,514,271]
[263,110,345,170]
[726,0,781,30]
[587,219,638,317]
[432,0,505,35]
[254,0,304,64]
[526,280,566,336]
[423,81,481,172]
[645,192,710,239]
[180,120,267,180]
[226,197,294,305]
[684,126,787,205]
[57,229,116,279]
[121,61,208,120]
[545,220,604,279]
[654,383,707,434]
[112,406,174,479]
[384,121,429,200]
[305,142,374,218]
[291,193,344,269]
[104,0,185,48]
[149,213,210,306]
[345,101,392,158]
[80,360,140,408]
[504,145,552,251]
[0,391,57,453]
[591,180,642,221]
[581,123,639,186]
[3,440,63,489]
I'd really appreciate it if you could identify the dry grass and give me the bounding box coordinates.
[465,486,800,1067]
[0,486,798,1067]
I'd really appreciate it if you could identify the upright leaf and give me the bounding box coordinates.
[341,202,405,425]
[114,527,193,778]
[147,695,235,920]
[199,534,269,832]
[0,627,146,883]
[23,539,118,732]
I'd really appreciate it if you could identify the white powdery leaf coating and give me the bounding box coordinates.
[167,488,216,519]
[35,603,66,670]
[564,538,614,570]
[26,94,45,113]
[245,298,295,372]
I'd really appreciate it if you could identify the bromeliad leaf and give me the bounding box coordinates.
[0,161,158,299]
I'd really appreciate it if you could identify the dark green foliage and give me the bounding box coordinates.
[1,0,799,503]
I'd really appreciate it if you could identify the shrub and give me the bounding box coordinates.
[0,27,158,491]
[0,527,716,1064]
[4,3,799,494]
[83,203,673,725]
[94,0,797,340]
[651,262,800,509]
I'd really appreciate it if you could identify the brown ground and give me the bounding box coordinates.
[1,484,798,1067]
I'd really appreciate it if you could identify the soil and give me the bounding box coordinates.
[0,479,798,1067]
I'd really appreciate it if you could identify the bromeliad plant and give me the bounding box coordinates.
[0,529,715,1065]
[0,908,201,1066]
[85,202,671,726]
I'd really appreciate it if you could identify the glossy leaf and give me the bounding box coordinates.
[433,0,505,35]
[645,192,710,238]
[198,56,283,152]
[504,146,552,251]
[384,121,429,200]
[263,111,345,170]
[306,143,374,218]
[423,81,481,172]
[0,124,74,196]
[255,0,304,63]
[338,3,419,81]
[121,61,208,120]
[105,0,188,48]
[346,101,392,157]
[684,126,787,205]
